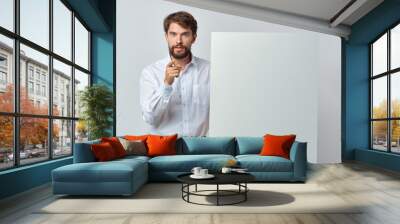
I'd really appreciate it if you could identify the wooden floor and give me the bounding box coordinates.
[1,162,400,224]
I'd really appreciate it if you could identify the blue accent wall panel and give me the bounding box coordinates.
[344,44,369,160]
[92,32,114,88]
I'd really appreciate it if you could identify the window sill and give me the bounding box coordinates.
[0,156,72,175]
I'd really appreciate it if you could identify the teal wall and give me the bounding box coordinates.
[344,0,400,171]
[91,32,114,135]
[91,0,115,135]
[0,158,72,199]
[0,0,116,200]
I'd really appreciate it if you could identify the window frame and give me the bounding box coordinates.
[0,0,92,171]
[370,20,400,154]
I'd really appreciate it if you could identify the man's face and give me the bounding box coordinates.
[165,22,196,59]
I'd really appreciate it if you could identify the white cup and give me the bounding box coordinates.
[191,167,202,176]
[200,169,208,176]
[221,167,232,174]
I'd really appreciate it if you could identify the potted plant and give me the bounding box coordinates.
[79,84,114,140]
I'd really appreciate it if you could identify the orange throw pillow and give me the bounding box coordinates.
[146,134,178,157]
[260,134,296,159]
[91,142,117,161]
[101,137,127,158]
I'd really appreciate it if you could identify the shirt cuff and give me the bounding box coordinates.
[161,83,173,98]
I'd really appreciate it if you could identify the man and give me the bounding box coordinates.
[140,11,210,137]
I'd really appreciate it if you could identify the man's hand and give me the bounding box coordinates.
[164,60,182,86]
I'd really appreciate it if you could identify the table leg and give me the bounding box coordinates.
[217,184,219,206]
[245,183,247,201]
[195,184,198,192]
[187,184,190,202]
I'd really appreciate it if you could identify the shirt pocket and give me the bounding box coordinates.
[193,84,210,106]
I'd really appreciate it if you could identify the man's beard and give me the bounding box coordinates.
[169,45,191,59]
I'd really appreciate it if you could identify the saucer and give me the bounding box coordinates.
[190,174,215,179]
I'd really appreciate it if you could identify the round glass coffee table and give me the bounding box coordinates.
[177,172,255,206]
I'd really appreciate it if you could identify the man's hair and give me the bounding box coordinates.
[163,11,197,35]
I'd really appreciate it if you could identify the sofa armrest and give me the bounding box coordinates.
[289,141,307,181]
[73,140,100,163]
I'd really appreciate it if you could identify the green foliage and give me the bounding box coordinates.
[79,84,114,140]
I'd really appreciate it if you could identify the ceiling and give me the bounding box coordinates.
[224,0,382,25]
[166,0,384,38]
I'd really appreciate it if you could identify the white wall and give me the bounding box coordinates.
[116,0,341,163]
[209,33,341,163]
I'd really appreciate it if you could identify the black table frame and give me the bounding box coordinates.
[181,182,249,206]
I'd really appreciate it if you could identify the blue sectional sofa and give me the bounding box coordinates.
[52,137,307,196]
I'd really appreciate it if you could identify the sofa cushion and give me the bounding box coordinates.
[118,138,147,156]
[147,134,178,157]
[91,142,118,161]
[148,154,235,172]
[260,134,296,159]
[236,137,263,155]
[101,137,127,158]
[53,158,147,183]
[236,155,293,172]
[179,137,235,155]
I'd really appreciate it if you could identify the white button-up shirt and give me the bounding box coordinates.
[140,56,210,137]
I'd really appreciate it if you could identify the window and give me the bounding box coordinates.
[28,81,34,94]
[53,119,72,158]
[371,23,400,154]
[42,85,46,97]
[75,17,89,69]
[35,70,40,81]
[20,0,49,49]
[0,71,6,84]
[41,73,46,82]
[53,59,71,117]
[53,0,72,60]
[74,69,89,118]
[0,116,13,170]
[0,0,13,32]
[0,54,8,89]
[0,35,13,112]
[0,55,7,67]
[29,67,34,80]
[36,83,40,95]
[0,1,91,170]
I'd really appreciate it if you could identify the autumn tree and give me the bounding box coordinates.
[0,84,60,152]
[372,99,400,143]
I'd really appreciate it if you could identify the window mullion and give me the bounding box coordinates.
[13,0,20,166]
[370,45,373,149]
[388,30,391,152]
[49,0,54,160]
[71,10,76,155]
